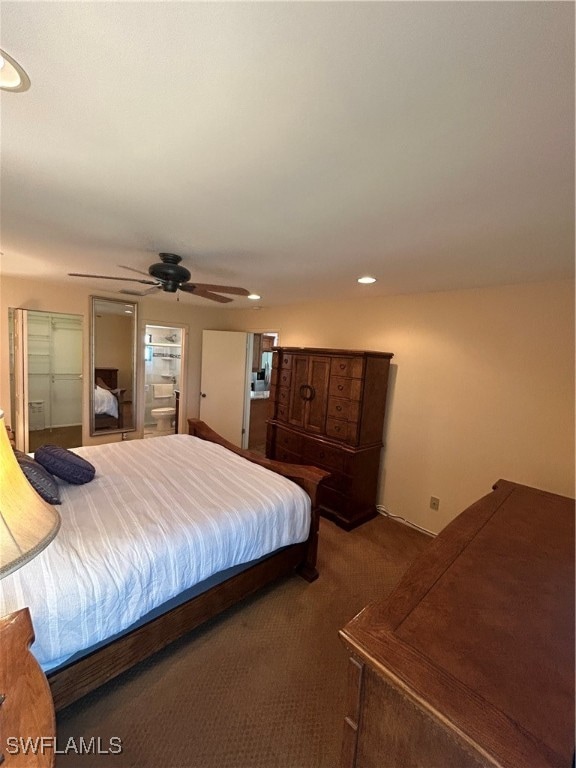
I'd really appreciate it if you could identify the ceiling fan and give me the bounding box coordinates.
[69,253,250,303]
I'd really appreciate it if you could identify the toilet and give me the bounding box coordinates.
[151,384,176,431]
[150,406,176,432]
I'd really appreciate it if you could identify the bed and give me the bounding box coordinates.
[0,419,329,710]
[93,367,126,430]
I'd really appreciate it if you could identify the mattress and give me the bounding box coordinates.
[0,435,311,671]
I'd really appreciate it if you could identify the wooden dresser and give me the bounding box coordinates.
[339,480,575,768]
[266,347,393,529]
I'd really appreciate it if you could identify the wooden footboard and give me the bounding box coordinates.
[48,422,329,710]
[188,418,330,581]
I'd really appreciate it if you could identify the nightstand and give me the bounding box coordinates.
[0,608,55,767]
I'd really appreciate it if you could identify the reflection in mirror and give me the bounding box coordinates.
[91,297,137,435]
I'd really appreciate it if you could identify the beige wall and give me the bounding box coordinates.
[226,279,575,533]
[1,274,573,532]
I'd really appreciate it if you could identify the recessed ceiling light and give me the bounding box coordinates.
[247,294,261,300]
[357,276,377,284]
[0,49,31,92]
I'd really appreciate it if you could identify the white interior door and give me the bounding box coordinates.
[199,330,252,448]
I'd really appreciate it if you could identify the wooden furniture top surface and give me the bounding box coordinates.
[272,347,393,359]
[0,608,55,767]
[340,479,575,768]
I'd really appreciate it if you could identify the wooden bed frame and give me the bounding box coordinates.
[47,419,330,711]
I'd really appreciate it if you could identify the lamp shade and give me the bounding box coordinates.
[0,410,61,578]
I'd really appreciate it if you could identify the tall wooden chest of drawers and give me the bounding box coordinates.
[339,480,575,768]
[266,347,393,529]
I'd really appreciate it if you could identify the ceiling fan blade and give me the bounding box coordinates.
[119,265,152,277]
[191,283,251,296]
[68,273,159,285]
[180,284,233,303]
[118,286,160,297]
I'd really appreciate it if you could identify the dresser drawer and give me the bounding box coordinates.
[327,398,360,422]
[277,369,292,388]
[277,387,290,407]
[270,386,288,421]
[275,426,302,454]
[342,657,364,768]
[323,470,350,494]
[279,353,293,369]
[329,377,362,401]
[326,418,358,444]
[330,357,364,379]
[319,484,350,515]
[302,439,345,473]
[274,446,300,465]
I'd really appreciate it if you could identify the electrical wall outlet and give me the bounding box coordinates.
[430,496,440,511]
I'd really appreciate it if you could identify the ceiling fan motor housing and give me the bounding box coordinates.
[149,253,191,292]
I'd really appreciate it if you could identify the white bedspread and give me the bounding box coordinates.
[0,435,311,671]
[94,384,119,417]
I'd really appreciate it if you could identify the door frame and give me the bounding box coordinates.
[12,309,29,451]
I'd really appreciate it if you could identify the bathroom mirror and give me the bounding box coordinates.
[90,297,137,436]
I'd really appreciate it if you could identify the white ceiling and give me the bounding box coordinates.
[0,1,573,308]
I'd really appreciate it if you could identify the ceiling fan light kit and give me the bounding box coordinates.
[149,253,191,293]
[68,253,251,303]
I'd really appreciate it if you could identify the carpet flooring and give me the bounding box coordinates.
[28,425,83,452]
[56,516,430,768]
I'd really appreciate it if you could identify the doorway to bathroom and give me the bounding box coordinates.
[144,324,186,438]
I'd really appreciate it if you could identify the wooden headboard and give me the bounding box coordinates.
[95,367,118,390]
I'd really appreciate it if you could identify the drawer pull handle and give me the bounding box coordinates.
[338,385,344,391]
[300,384,315,402]
[336,405,342,411]
[339,364,346,369]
